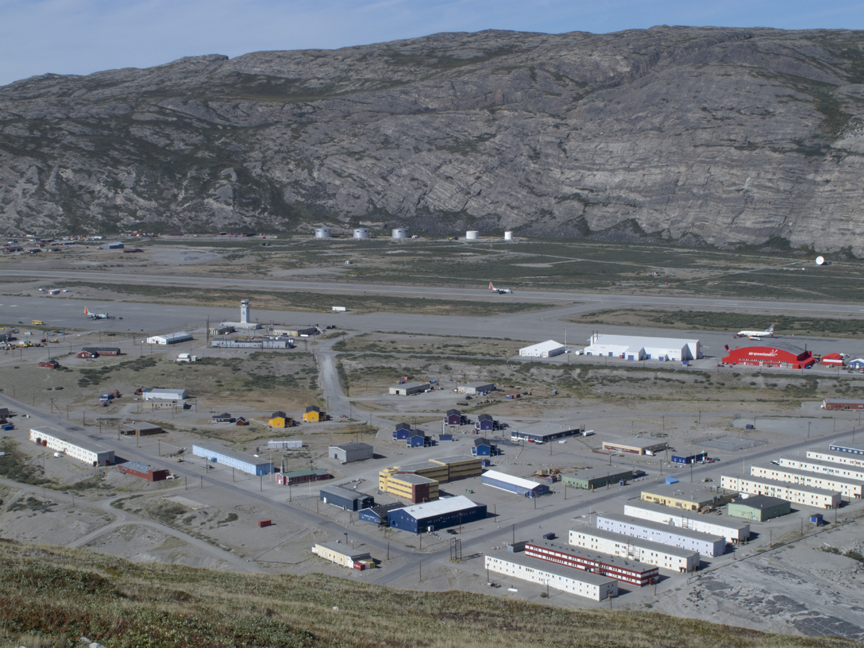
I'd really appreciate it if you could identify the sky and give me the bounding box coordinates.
[1,0,863,87]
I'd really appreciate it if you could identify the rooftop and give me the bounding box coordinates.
[193,442,272,467]
[393,382,429,389]
[390,473,438,485]
[486,550,616,586]
[315,543,371,560]
[733,475,842,496]
[513,421,581,438]
[430,455,480,466]
[400,495,482,519]
[331,442,373,451]
[641,484,721,504]
[320,485,371,500]
[596,512,724,543]
[604,437,668,449]
[482,469,544,490]
[121,461,157,474]
[731,495,789,510]
[572,526,699,559]
[520,340,564,351]
[526,539,657,573]
[755,463,864,485]
[282,469,331,478]
[587,333,700,347]
[625,501,750,531]
[829,441,864,452]
[570,467,635,480]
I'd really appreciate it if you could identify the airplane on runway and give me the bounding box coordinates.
[733,324,774,340]
[84,306,113,320]
[489,282,512,294]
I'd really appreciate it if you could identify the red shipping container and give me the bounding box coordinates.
[258,519,272,528]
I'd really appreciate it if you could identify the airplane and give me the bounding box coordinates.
[489,282,512,294]
[733,324,774,340]
[84,306,113,320]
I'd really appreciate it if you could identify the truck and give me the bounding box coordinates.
[177,353,198,362]
[32,320,43,325]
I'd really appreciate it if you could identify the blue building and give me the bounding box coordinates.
[471,438,498,457]
[319,485,374,511]
[393,424,412,440]
[407,433,431,448]
[475,414,496,432]
[192,442,273,475]
[481,469,549,497]
[387,496,487,534]
[444,409,465,425]
[358,502,404,526]
[671,452,708,465]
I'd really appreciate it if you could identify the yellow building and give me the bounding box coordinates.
[378,469,440,503]
[431,455,483,482]
[303,406,325,422]
[269,411,294,428]
[640,484,727,512]
[313,543,373,568]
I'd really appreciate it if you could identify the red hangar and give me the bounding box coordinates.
[722,344,816,369]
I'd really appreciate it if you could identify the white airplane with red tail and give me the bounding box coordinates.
[489,282,512,294]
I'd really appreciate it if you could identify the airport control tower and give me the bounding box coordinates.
[240,300,250,324]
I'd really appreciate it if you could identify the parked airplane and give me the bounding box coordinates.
[489,282,512,294]
[84,306,113,320]
[734,324,774,340]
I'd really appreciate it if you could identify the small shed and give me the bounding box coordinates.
[269,411,294,428]
[329,442,374,463]
[212,413,235,423]
[821,353,845,366]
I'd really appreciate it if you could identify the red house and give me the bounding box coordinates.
[722,345,815,369]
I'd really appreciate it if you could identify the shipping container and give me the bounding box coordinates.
[258,520,272,528]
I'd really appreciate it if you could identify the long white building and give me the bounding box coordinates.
[30,429,114,466]
[484,552,618,601]
[146,332,193,345]
[518,340,565,358]
[750,464,863,499]
[595,512,726,557]
[569,527,699,573]
[720,475,840,509]
[807,450,864,470]
[778,457,864,482]
[624,502,750,545]
[583,333,701,362]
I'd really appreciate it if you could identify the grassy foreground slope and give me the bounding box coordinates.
[0,540,856,648]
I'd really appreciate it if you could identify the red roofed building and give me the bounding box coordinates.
[722,345,815,369]
[821,353,844,366]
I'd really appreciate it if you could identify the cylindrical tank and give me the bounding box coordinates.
[392,228,408,239]
[315,227,331,239]
[504,231,513,241]
[466,230,479,240]
[353,228,369,240]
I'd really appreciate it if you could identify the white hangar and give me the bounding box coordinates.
[583,333,701,362]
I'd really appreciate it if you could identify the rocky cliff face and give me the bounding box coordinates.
[2,27,864,252]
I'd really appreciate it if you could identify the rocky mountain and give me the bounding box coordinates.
[2,26,864,252]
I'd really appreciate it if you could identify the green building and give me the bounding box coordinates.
[562,467,634,490]
[727,495,791,522]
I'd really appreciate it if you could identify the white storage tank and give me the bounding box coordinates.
[315,227,332,239]
[353,228,369,240]
[392,228,408,239]
[504,231,514,241]
[466,230,480,240]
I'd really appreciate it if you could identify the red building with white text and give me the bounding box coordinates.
[722,345,815,369]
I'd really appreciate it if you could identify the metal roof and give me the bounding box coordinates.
[596,512,724,543]
[641,484,721,504]
[730,495,789,510]
[399,495,481,519]
[431,455,479,465]
[121,461,156,474]
[569,467,634,481]
[572,526,699,559]
[330,442,373,451]
[527,539,657,573]
[282,469,331,478]
[193,442,272,467]
[586,333,699,348]
[390,473,437,485]
[625,501,750,531]
[732,474,841,496]
[520,340,564,353]
[754,463,864,486]
[320,485,370,500]
[486,550,616,586]
[482,469,543,490]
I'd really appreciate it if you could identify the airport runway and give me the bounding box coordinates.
[4,268,864,314]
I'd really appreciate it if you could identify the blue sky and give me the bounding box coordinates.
[1,0,862,86]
